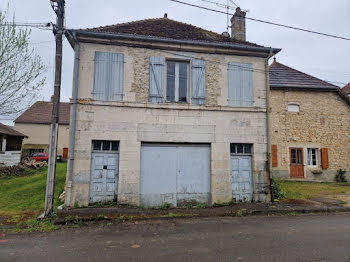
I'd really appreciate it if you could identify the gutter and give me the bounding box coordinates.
[68,29,281,55]
[265,48,274,202]
[65,31,80,208]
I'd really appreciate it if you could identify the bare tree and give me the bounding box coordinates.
[0,8,46,116]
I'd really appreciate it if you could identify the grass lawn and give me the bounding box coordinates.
[278,180,350,200]
[0,162,67,216]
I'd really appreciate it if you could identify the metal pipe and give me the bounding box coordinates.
[70,30,281,55]
[265,48,274,202]
[65,31,80,208]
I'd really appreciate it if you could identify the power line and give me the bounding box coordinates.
[169,0,350,41]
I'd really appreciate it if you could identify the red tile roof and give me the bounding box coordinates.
[84,17,262,47]
[0,123,27,138]
[269,60,338,90]
[14,101,70,125]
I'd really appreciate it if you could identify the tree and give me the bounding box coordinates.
[0,7,46,116]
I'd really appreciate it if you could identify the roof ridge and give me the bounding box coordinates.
[271,61,338,88]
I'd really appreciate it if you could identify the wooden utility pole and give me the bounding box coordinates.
[43,0,65,217]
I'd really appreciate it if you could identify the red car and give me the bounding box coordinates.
[31,153,49,162]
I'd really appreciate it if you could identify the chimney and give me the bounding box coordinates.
[231,7,246,41]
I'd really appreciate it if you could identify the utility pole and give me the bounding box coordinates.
[42,0,65,217]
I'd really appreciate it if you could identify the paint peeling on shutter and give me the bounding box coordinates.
[93,52,124,101]
[228,62,253,107]
[191,59,206,105]
[109,53,124,101]
[149,56,165,103]
[321,148,329,169]
[93,52,109,100]
[272,145,278,167]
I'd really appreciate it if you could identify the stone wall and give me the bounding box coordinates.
[271,89,350,181]
[0,151,21,166]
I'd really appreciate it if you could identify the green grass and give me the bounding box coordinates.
[279,181,350,200]
[0,163,67,216]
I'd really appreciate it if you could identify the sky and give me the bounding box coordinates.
[0,0,349,125]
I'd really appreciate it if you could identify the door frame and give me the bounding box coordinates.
[289,147,305,178]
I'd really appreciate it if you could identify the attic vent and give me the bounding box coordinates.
[164,13,168,18]
[221,31,230,37]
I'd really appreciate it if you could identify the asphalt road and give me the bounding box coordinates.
[1,214,350,262]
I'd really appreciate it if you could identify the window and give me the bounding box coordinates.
[228,62,253,107]
[166,61,189,102]
[288,103,300,112]
[290,148,303,164]
[307,148,318,166]
[93,51,124,101]
[231,143,252,154]
[92,140,119,152]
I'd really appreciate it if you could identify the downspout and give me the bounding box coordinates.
[65,31,80,208]
[265,48,274,202]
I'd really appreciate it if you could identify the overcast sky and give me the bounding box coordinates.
[1,0,349,124]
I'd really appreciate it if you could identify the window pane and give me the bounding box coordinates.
[244,144,251,154]
[93,141,102,151]
[297,149,302,164]
[291,149,296,164]
[307,149,311,165]
[230,144,236,154]
[103,141,111,151]
[166,62,175,101]
[237,144,244,154]
[178,63,188,102]
[111,141,119,151]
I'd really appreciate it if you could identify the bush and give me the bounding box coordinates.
[272,177,286,200]
[335,169,347,183]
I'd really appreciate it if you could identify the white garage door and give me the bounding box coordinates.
[140,144,211,207]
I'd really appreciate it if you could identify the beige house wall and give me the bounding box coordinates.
[68,42,270,207]
[14,123,70,156]
[270,89,350,181]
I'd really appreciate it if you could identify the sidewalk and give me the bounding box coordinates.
[57,201,350,223]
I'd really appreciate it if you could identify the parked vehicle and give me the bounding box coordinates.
[31,153,49,162]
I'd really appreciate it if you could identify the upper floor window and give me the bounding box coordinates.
[149,56,206,105]
[93,51,124,101]
[228,62,253,107]
[288,103,300,112]
[166,61,189,102]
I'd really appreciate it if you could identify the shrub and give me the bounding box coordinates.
[335,169,347,183]
[272,177,286,200]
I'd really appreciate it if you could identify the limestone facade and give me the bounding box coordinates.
[270,89,350,181]
[68,41,271,207]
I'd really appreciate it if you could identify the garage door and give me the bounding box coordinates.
[140,144,211,207]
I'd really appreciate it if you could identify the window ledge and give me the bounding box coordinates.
[74,99,267,113]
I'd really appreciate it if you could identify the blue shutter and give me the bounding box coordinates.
[228,62,253,107]
[93,52,124,101]
[109,53,124,101]
[93,52,109,100]
[191,59,206,105]
[149,56,165,103]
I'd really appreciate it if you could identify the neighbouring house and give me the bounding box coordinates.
[270,59,350,181]
[14,101,70,159]
[0,123,27,166]
[64,8,280,207]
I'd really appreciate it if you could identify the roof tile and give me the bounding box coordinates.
[0,123,27,137]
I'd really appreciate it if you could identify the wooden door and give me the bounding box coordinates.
[63,148,68,159]
[290,148,304,178]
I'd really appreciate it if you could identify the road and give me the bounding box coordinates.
[1,214,350,262]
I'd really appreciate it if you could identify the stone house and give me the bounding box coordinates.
[270,59,350,181]
[14,101,70,158]
[342,83,350,97]
[0,123,27,166]
[64,9,280,207]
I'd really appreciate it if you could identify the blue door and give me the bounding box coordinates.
[231,156,253,202]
